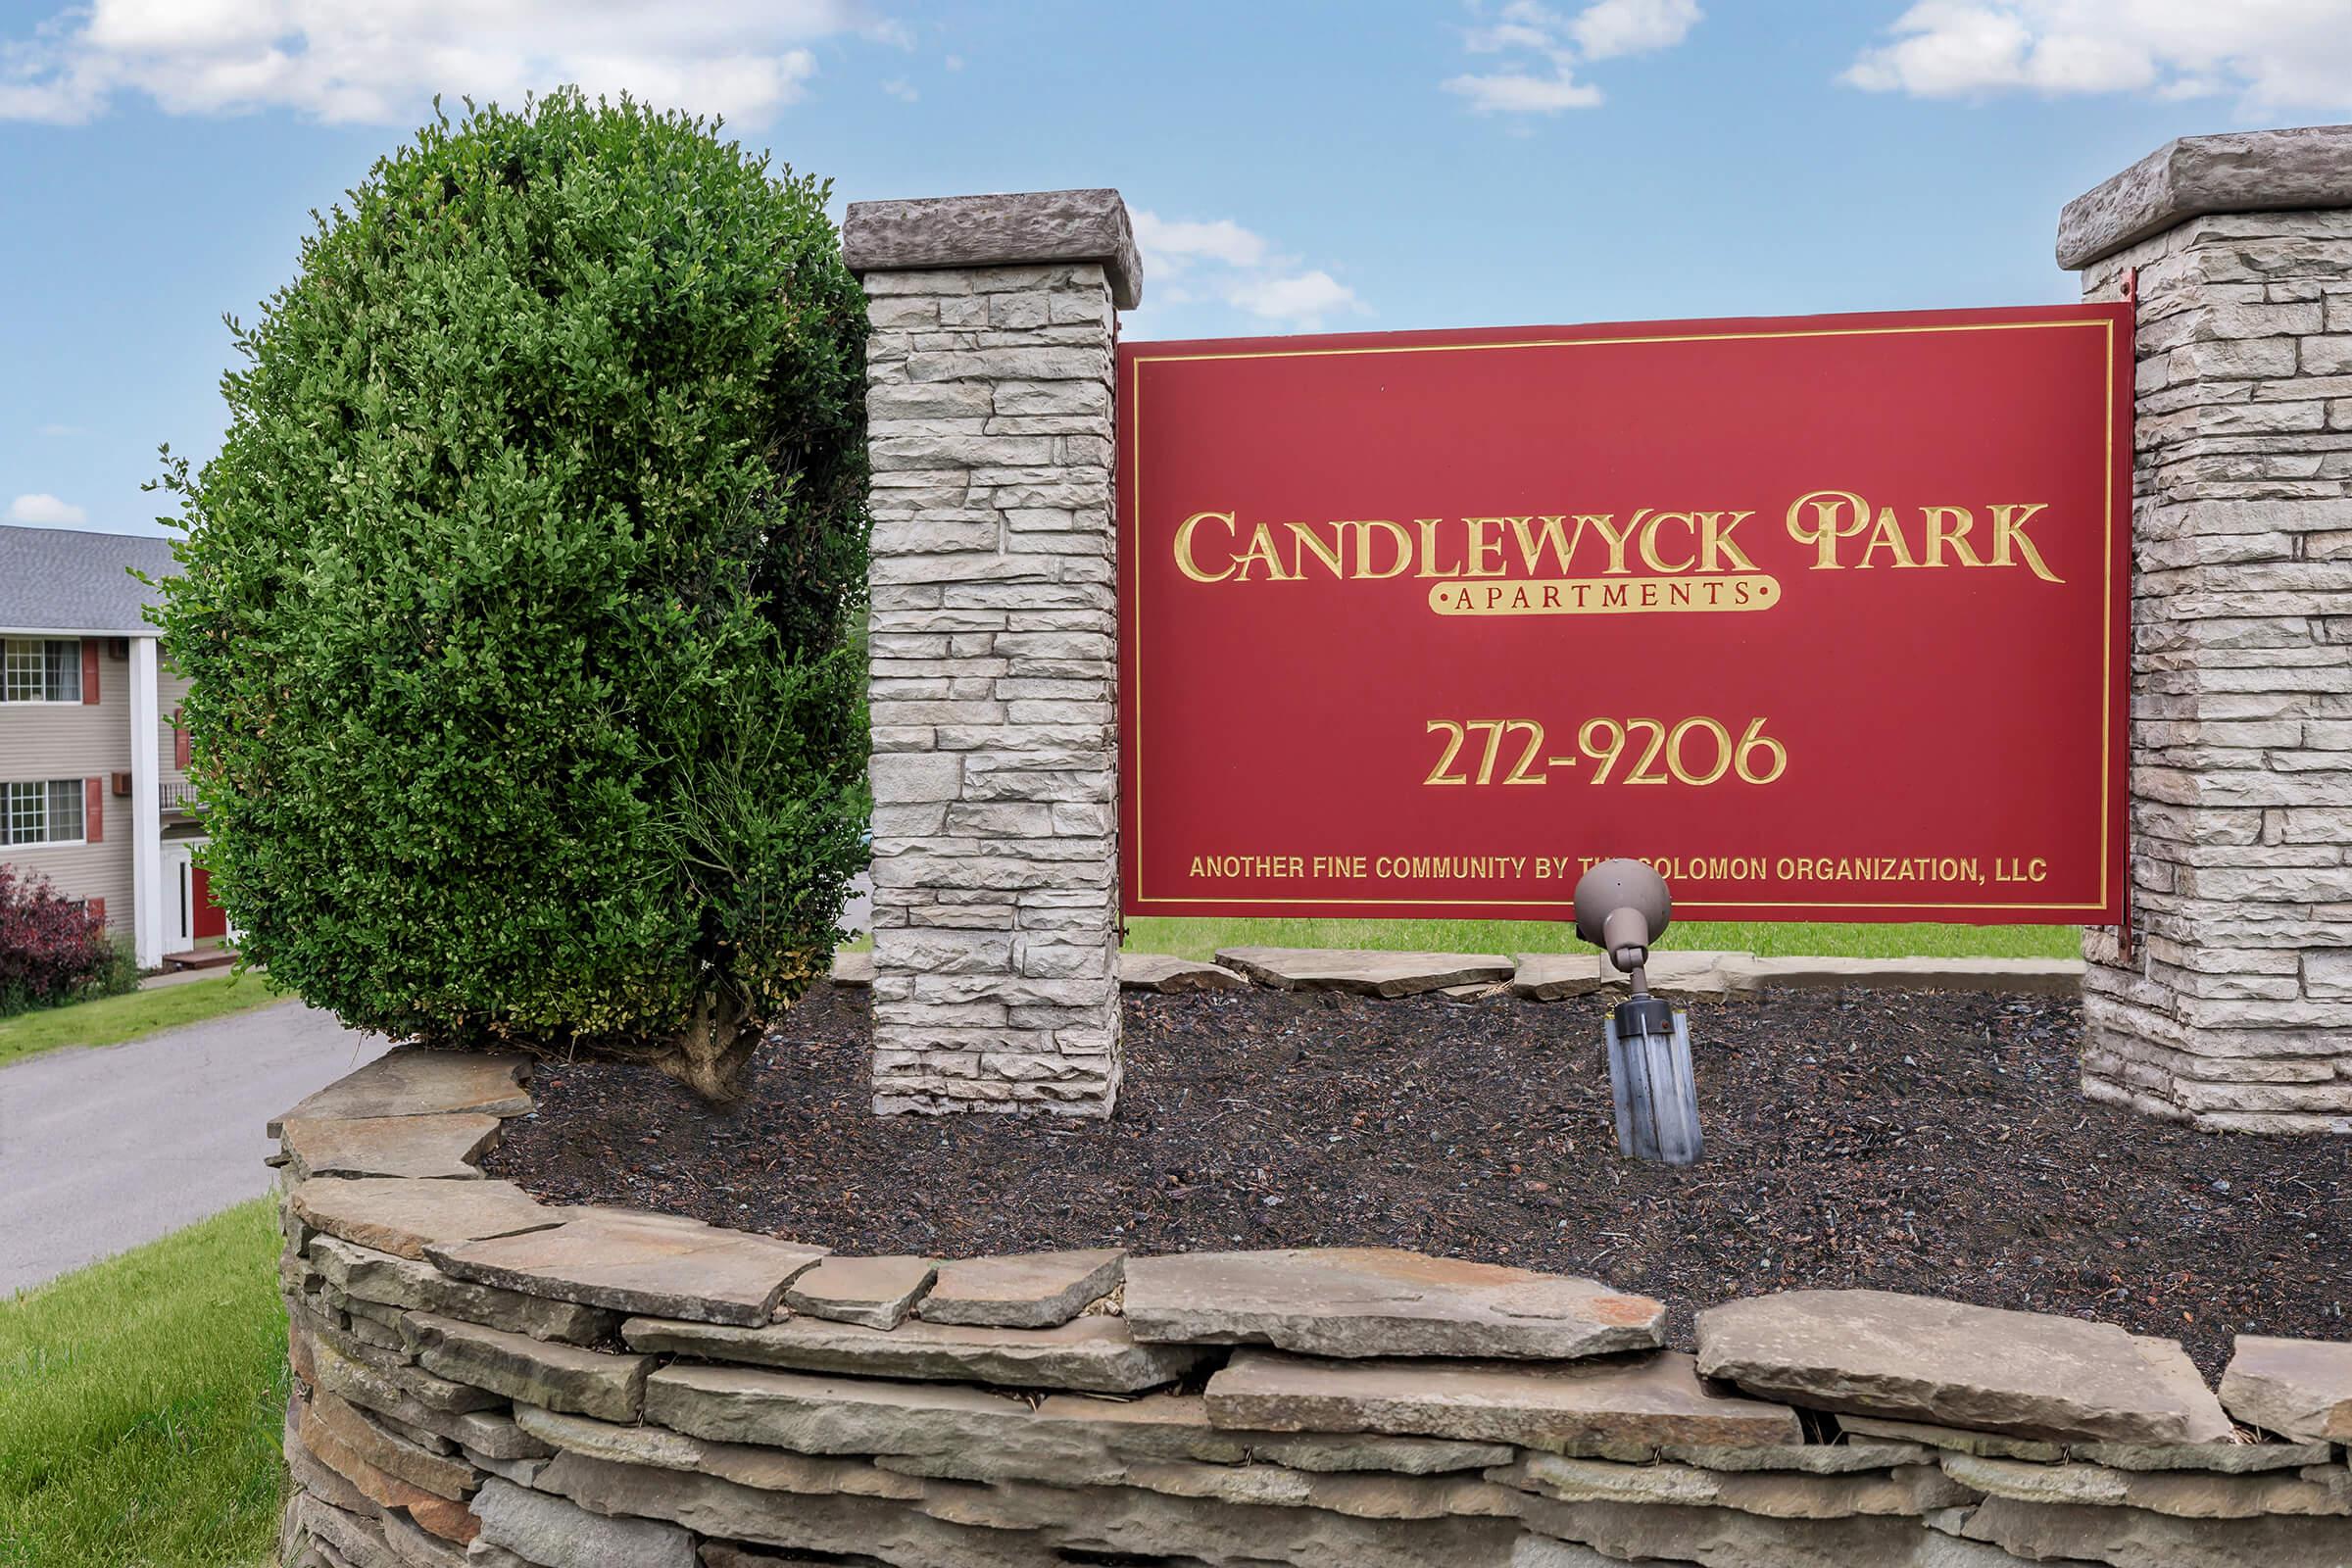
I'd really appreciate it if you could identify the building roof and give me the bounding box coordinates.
[0,525,181,635]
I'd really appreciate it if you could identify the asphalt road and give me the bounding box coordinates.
[0,998,388,1296]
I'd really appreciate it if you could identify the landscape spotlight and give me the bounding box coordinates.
[1573,858,1701,1166]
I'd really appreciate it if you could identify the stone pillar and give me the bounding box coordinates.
[842,190,1142,1117]
[2060,126,2352,1134]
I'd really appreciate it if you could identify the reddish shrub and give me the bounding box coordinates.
[0,863,115,1012]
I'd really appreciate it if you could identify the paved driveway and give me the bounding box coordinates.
[0,999,388,1296]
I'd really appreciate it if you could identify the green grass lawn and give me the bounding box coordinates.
[846,920,2078,963]
[0,1199,287,1567]
[1118,917,2080,964]
[0,973,286,1070]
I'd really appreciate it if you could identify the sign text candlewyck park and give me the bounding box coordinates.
[1116,305,2132,923]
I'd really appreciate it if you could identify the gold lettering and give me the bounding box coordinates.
[1464,516,1509,578]
[1417,517,1463,578]
[1337,519,1411,579]
[1787,489,1871,568]
[1991,503,2063,583]
[1638,511,1698,573]
[1589,512,1643,574]
[1174,510,1237,582]
[1922,506,1987,568]
[1857,506,1920,568]
[1232,522,1291,581]
[1699,511,1758,572]
[1285,522,1347,579]
[1507,514,1577,575]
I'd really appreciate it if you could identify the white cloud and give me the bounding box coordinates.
[1843,0,2352,112]
[1129,210,1368,332]
[1227,270,1361,324]
[1446,0,1702,116]
[881,76,917,102]
[1444,70,1603,113]
[1132,213,1270,270]
[10,493,89,525]
[36,422,85,438]
[1570,0,1702,60]
[0,0,905,126]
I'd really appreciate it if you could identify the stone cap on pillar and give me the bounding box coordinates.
[2058,122,2352,270]
[842,188,1143,310]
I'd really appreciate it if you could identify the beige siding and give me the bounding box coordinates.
[0,635,152,938]
[159,662,194,797]
[6,835,133,935]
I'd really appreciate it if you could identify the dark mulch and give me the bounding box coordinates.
[484,982,2350,1378]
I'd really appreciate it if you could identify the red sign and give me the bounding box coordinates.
[1117,304,2131,923]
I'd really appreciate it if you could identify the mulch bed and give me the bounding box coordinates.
[484,982,2350,1378]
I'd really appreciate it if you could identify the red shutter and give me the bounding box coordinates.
[85,777,104,842]
[173,708,190,769]
[81,640,99,705]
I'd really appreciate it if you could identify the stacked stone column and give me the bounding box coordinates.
[2062,126,2352,1133]
[842,190,1140,1116]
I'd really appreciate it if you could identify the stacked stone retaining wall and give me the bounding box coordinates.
[273,1047,2352,1568]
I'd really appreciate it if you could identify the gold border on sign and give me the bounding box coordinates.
[1124,317,2121,916]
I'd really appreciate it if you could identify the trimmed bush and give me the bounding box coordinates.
[153,91,869,1097]
[0,864,118,1014]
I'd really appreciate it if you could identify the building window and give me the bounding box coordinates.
[4,779,85,845]
[2,638,81,703]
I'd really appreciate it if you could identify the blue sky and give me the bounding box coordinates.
[6,0,2350,537]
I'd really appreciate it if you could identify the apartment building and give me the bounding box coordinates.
[0,524,220,967]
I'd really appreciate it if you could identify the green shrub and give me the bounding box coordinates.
[85,936,140,1001]
[0,864,117,1017]
[152,91,869,1098]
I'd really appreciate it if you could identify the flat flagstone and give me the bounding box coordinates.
[829,950,874,987]
[1214,947,1511,998]
[2069,1437,2334,1473]
[914,1248,1123,1328]
[782,1254,937,1329]
[306,1387,479,1500]
[1119,953,1248,992]
[1696,1289,2233,1444]
[428,1207,827,1327]
[643,1362,1117,1471]
[1942,1451,2352,1519]
[623,1311,1206,1394]
[308,1235,617,1344]
[2220,1335,2352,1442]
[1962,1492,2352,1567]
[1508,954,1616,1001]
[269,1045,533,1136]
[288,1176,563,1261]
[1203,1348,1803,1452]
[1834,1413,2065,1461]
[281,1113,504,1181]
[1499,1450,1975,1518]
[408,1312,653,1423]
[514,1405,928,1501]
[294,1388,481,1544]
[1657,1440,1935,1474]
[473,1475,695,1568]
[1740,955,2084,996]
[1513,950,1750,1001]
[1124,1248,1663,1360]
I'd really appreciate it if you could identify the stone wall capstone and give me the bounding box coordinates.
[842,189,1138,1118]
[2061,124,2352,1135]
[271,1046,2352,1568]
